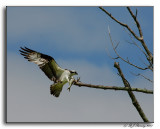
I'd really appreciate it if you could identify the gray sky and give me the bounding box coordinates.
[7,7,153,122]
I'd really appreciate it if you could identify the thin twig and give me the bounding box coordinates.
[105,48,119,60]
[123,27,148,59]
[115,41,120,50]
[124,28,153,71]
[99,7,142,41]
[130,72,153,83]
[138,57,153,71]
[99,6,153,67]
[127,7,153,64]
[126,7,143,38]
[108,26,148,70]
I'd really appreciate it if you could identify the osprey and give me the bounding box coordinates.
[19,47,78,97]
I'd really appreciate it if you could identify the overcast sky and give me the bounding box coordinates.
[7,6,153,122]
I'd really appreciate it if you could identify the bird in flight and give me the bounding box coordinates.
[19,47,78,97]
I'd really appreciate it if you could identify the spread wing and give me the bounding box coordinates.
[19,47,64,81]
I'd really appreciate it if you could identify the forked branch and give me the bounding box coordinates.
[114,62,150,122]
[99,7,141,41]
[126,7,153,65]
[99,7,153,67]
[108,26,148,70]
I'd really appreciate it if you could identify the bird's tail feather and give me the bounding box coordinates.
[50,82,64,97]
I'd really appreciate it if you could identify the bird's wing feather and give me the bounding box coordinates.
[50,82,66,97]
[19,47,64,81]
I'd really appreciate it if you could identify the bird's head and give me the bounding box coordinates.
[70,70,78,76]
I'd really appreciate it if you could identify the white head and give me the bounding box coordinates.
[69,70,78,76]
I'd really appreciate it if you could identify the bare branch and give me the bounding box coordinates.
[99,6,153,66]
[130,72,153,83]
[135,8,138,18]
[127,7,143,38]
[73,81,153,94]
[124,28,153,71]
[114,62,150,122]
[108,28,148,70]
[126,40,148,59]
[105,25,120,60]
[115,41,120,50]
[99,7,142,41]
[123,27,148,59]
[105,48,119,60]
[138,57,153,71]
[140,74,153,83]
[99,6,152,122]
[127,7,153,64]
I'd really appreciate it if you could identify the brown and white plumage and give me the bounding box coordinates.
[19,47,78,97]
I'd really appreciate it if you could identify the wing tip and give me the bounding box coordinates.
[19,47,28,58]
[19,46,36,59]
[19,46,34,53]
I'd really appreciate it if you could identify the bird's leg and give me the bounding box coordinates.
[67,78,75,92]
[67,77,80,92]
[52,77,62,84]
[51,77,56,83]
[55,79,62,84]
[76,77,81,82]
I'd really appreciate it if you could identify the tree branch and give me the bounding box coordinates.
[130,72,153,83]
[99,7,141,41]
[126,7,153,65]
[123,21,153,71]
[99,6,152,122]
[114,62,150,122]
[123,27,148,59]
[126,7,143,39]
[73,81,153,94]
[99,6,153,67]
[108,26,148,70]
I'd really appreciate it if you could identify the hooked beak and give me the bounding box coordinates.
[75,72,78,75]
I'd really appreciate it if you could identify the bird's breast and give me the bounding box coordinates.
[59,70,70,82]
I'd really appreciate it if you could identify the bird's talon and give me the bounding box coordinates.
[77,77,81,82]
[67,87,71,92]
